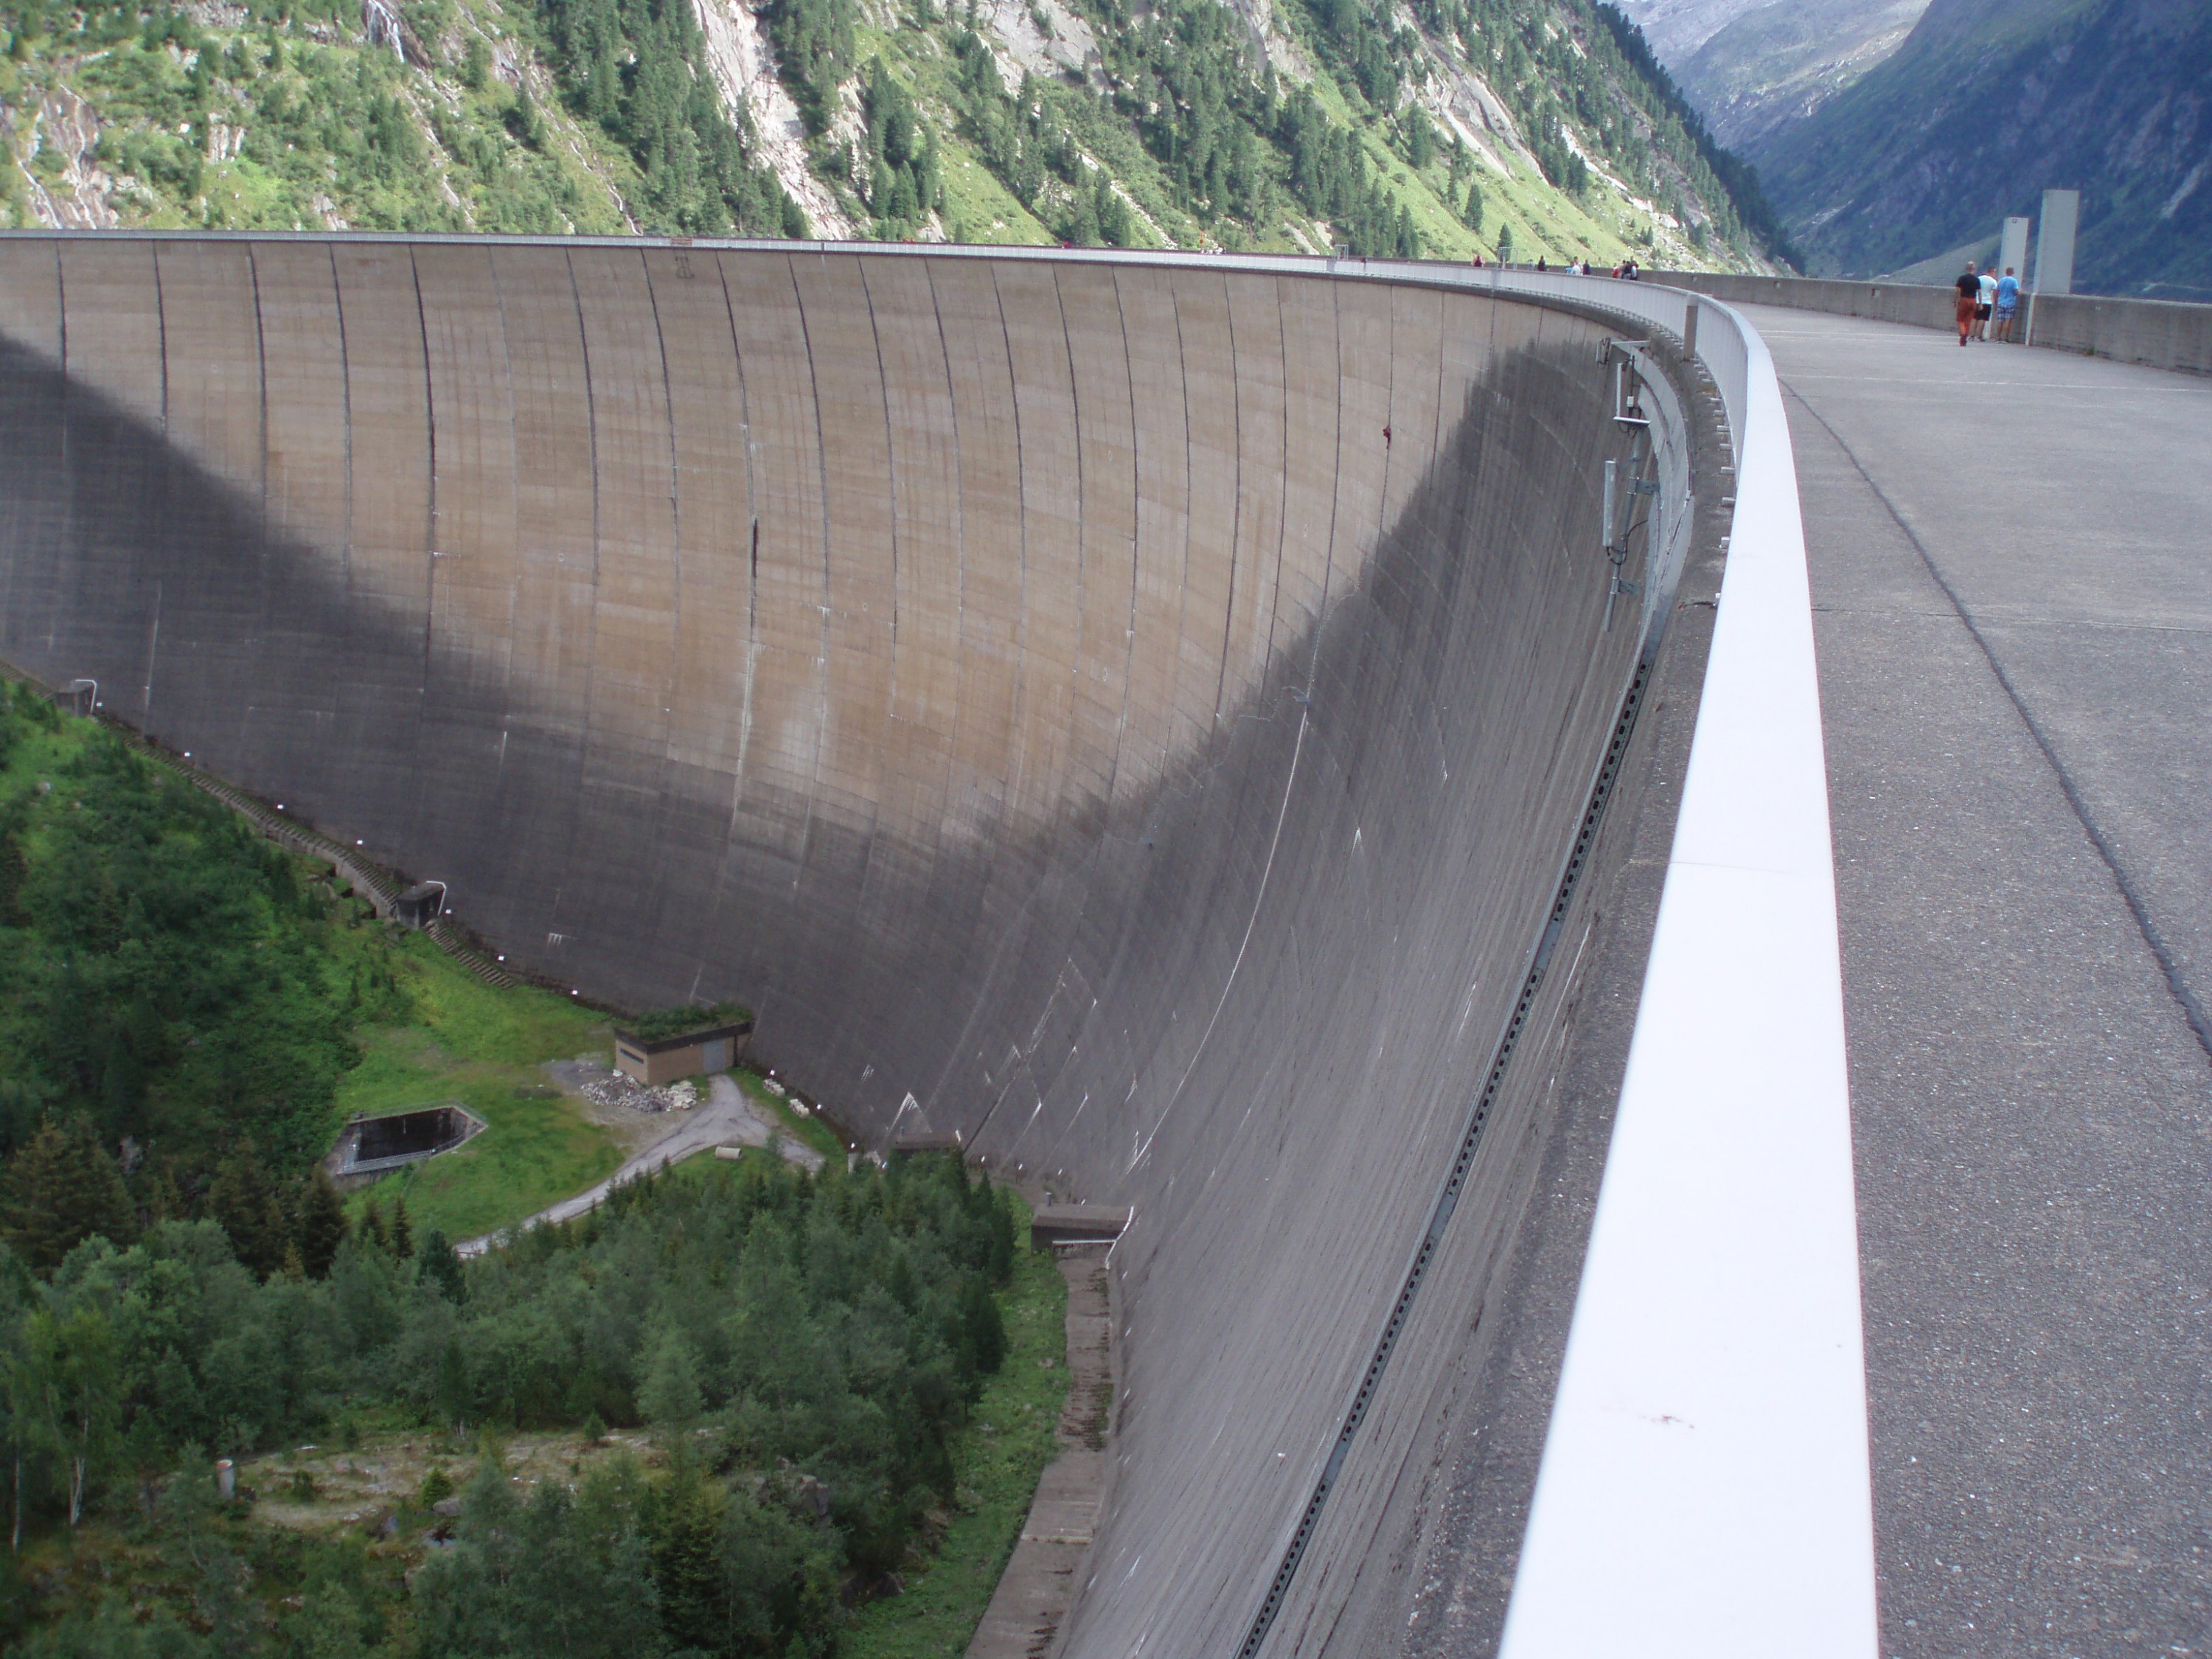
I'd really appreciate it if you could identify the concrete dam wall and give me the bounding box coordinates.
[0,237,1707,1655]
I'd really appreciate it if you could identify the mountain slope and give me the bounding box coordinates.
[1754,0,2212,298]
[2,0,639,232]
[1,0,1786,268]
[1668,0,1926,152]
[1607,0,1761,60]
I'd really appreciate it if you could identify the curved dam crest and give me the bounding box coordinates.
[0,237,1703,1655]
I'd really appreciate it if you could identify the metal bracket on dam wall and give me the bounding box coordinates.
[0,235,1871,1658]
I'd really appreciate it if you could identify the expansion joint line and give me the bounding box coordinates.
[1786,385,2212,1071]
[1237,650,1659,1659]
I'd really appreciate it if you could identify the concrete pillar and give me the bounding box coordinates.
[2034,190,2079,294]
[2000,216,2031,284]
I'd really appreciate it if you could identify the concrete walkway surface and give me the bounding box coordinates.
[1742,303,2212,1655]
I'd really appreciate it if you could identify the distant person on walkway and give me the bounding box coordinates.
[1994,267,2022,341]
[1536,256,1548,273]
[1977,265,1998,339]
[1955,262,1980,345]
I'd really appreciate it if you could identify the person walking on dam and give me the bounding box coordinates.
[1994,267,2022,342]
[1976,264,1998,339]
[1955,262,1981,344]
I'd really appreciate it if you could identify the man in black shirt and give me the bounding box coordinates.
[1955,262,1980,345]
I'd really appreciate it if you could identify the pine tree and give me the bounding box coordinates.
[0,1119,136,1270]
[391,1194,414,1259]
[208,1136,282,1277]
[293,1167,349,1279]
[0,830,27,926]
[650,1467,728,1649]
[434,1335,469,1427]
[145,1166,185,1225]
[959,1275,1007,1373]
[639,1326,703,1434]
[417,1228,465,1302]
[362,1195,389,1253]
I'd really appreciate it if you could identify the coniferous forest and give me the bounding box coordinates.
[2,1152,1028,1656]
[0,681,1060,1655]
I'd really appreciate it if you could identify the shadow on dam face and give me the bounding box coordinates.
[0,237,1710,1655]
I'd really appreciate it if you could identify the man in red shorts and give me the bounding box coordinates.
[1955,262,1980,345]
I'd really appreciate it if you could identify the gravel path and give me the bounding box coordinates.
[457,1074,824,1257]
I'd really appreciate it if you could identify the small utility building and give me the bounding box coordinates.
[613,1004,754,1085]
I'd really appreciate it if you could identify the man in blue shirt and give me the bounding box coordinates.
[1993,267,2022,343]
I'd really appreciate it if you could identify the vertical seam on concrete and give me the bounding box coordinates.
[248,246,268,510]
[639,246,686,965]
[700,252,761,933]
[858,258,901,700]
[327,246,354,607]
[989,260,1032,827]
[1309,278,1345,673]
[1105,265,1142,810]
[1787,382,2212,1067]
[563,246,604,932]
[1256,275,1294,698]
[152,243,169,436]
[1169,271,1199,773]
[1375,286,1397,552]
[640,248,684,785]
[1051,265,1091,794]
[787,251,835,888]
[1211,265,1243,749]
[922,262,967,768]
[411,247,439,658]
[922,258,974,895]
[485,245,521,777]
[406,246,439,855]
[922,258,1016,1129]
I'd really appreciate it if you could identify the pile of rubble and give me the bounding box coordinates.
[560,1060,700,1116]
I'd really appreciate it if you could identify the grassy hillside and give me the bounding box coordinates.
[0,676,623,1259]
[0,0,1787,267]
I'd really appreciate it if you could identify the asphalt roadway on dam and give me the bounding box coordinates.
[0,237,1729,1657]
[1741,305,2212,1656]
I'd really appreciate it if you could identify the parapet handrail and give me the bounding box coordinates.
[1494,288,1877,1656]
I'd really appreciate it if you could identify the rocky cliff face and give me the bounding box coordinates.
[1750,0,2211,297]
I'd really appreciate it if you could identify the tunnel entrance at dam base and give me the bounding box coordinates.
[324,1102,484,1188]
[0,234,1842,1658]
